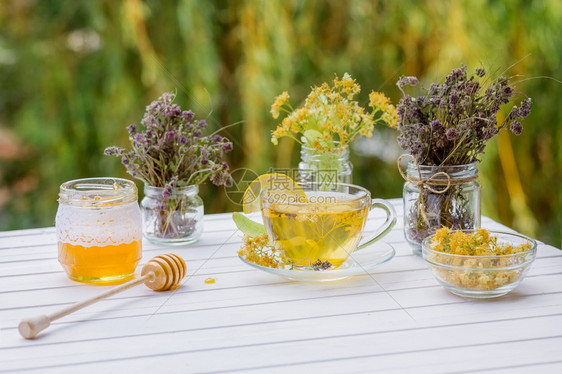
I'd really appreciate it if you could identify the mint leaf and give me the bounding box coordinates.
[232,212,267,236]
[303,129,322,144]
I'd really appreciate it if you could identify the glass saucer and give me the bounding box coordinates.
[238,241,395,282]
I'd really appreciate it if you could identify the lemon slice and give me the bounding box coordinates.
[242,173,306,214]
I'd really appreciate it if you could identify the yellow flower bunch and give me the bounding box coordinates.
[237,233,289,268]
[270,73,398,153]
[369,92,399,129]
[270,91,290,120]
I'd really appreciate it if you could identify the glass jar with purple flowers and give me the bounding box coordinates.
[394,65,532,255]
[141,184,204,245]
[105,91,234,246]
[402,160,480,255]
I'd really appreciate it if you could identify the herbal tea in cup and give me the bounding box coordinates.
[261,183,396,268]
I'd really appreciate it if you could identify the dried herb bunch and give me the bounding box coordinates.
[396,65,531,166]
[397,65,532,249]
[105,91,233,242]
[105,91,233,190]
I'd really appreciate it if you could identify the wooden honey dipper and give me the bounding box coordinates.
[18,253,186,339]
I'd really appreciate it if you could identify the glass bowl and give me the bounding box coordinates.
[421,231,537,298]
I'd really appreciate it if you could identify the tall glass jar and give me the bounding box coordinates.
[403,162,481,255]
[141,185,204,245]
[298,143,353,185]
[56,178,142,284]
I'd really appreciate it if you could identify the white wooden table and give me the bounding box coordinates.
[1,199,561,373]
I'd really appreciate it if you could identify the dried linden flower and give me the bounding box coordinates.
[238,233,333,271]
[428,228,533,291]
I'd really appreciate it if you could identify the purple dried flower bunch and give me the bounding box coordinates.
[105,92,233,190]
[396,65,531,166]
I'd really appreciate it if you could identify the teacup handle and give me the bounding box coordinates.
[357,199,397,250]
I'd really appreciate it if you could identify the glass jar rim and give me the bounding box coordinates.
[408,161,478,169]
[406,161,478,179]
[143,184,199,197]
[301,141,349,153]
[59,177,138,206]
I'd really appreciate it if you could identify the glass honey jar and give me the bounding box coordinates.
[55,178,142,284]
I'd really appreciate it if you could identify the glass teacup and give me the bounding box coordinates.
[261,183,396,268]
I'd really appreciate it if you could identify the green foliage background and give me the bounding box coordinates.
[0,0,560,247]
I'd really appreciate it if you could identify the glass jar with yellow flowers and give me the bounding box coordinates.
[270,73,398,186]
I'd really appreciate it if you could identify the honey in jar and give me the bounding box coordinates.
[55,178,142,284]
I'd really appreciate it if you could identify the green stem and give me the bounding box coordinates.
[209,120,244,136]
[440,131,469,166]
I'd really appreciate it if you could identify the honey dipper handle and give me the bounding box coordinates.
[19,273,154,339]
